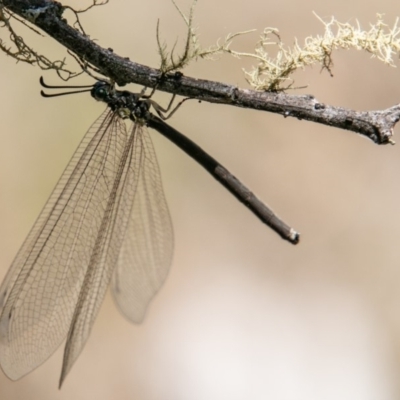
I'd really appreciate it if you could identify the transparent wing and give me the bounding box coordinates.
[0,109,135,382]
[111,126,174,323]
[59,122,145,386]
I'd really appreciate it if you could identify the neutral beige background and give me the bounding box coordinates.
[0,0,400,399]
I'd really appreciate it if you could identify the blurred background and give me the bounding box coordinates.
[0,0,400,399]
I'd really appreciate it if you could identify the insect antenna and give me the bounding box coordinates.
[40,76,94,98]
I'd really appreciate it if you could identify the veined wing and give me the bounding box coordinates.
[59,121,145,386]
[111,126,173,323]
[0,109,135,382]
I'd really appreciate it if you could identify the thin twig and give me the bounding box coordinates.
[1,0,399,144]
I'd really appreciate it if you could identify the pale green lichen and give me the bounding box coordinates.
[234,13,400,91]
[156,0,254,73]
[158,7,400,92]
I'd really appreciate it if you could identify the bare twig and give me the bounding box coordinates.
[0,0,399,144]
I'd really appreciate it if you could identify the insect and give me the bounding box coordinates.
[0,75,299,387]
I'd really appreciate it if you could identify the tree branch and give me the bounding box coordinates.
[2,0,399,144]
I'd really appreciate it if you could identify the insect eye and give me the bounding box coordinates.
[91,82,110,101]
[96,87,107,98]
